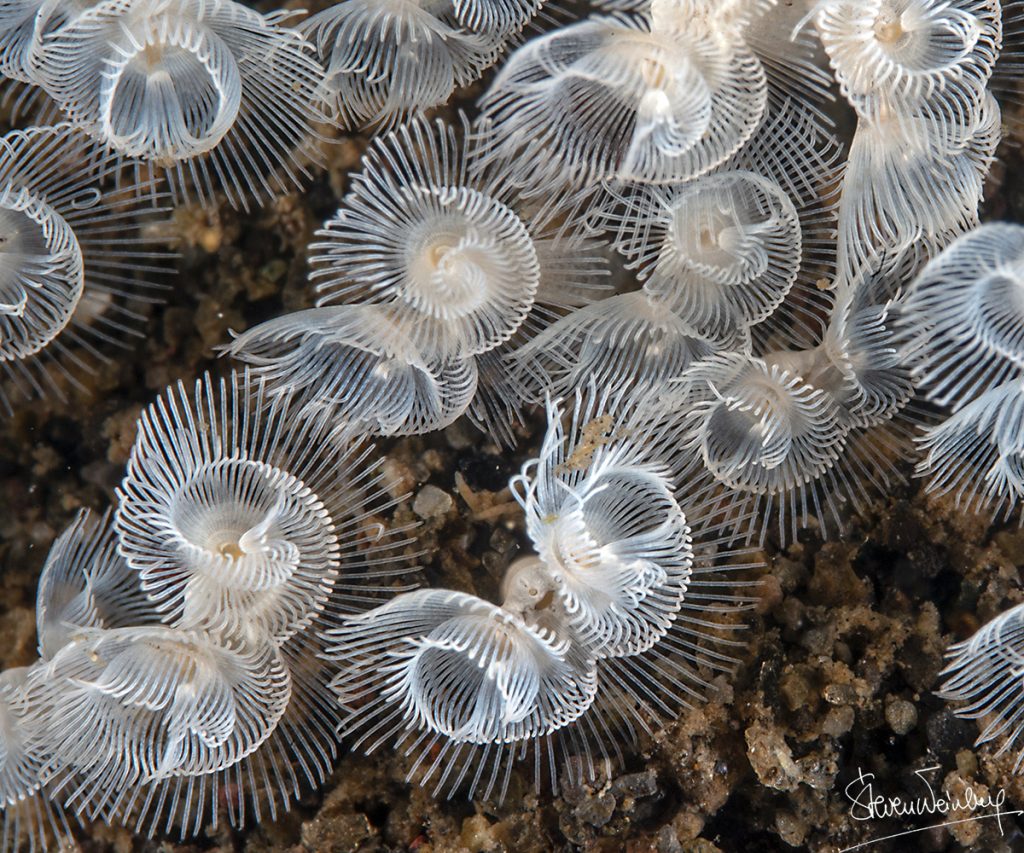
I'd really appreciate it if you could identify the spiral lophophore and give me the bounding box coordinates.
[227,113,608,444]
[301,0,542,131]
[328,387,756,800]
[0,122,170,415]
[31,0,328,210]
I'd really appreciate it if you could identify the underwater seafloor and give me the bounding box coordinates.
[6,16,1024,853]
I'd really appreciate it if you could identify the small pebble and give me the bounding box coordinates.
[886,697,918,735]
[444,419,476,449]
[576,790,616,829]
[413,485,453,519]
[775,810,807,847]
[612,770,658,798]
[823,683,857,705]
[822,705,855,737]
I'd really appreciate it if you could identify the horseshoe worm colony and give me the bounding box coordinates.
[0,0,1022,849]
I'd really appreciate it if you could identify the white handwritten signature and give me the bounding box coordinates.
[839,765,1022,851]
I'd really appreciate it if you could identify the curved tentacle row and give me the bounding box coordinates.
[330,387,757,801]
[116,372,342,642]
[835,92,999,285]
[939,601,1024,772]
[607,170,803,346]
[94,621,349,838]
[915,378,1024,520]
[36,0,329,210]
[35,508,155,660]
[810,0,1001,125]
[819,279,915,430]
[36,625,292,816]
[0,666,72,853]
[301,0,541,131]
[115,369,412,643]
[678,352,850,492]
[592,0,838,151]
[0,123,170,415]
[0,0,78,84]
[476,13,768,187]
[898,222,1024,410]
[227,113,608,444]
[223,305,480,437]
[310,115,543,362]
[339,589,598,743]
[516,389,760,728]
[328,586,600,801]
[597,94,844,350]
[651,351,865,542]
[511,393,694,657]
[512,290,724,408]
